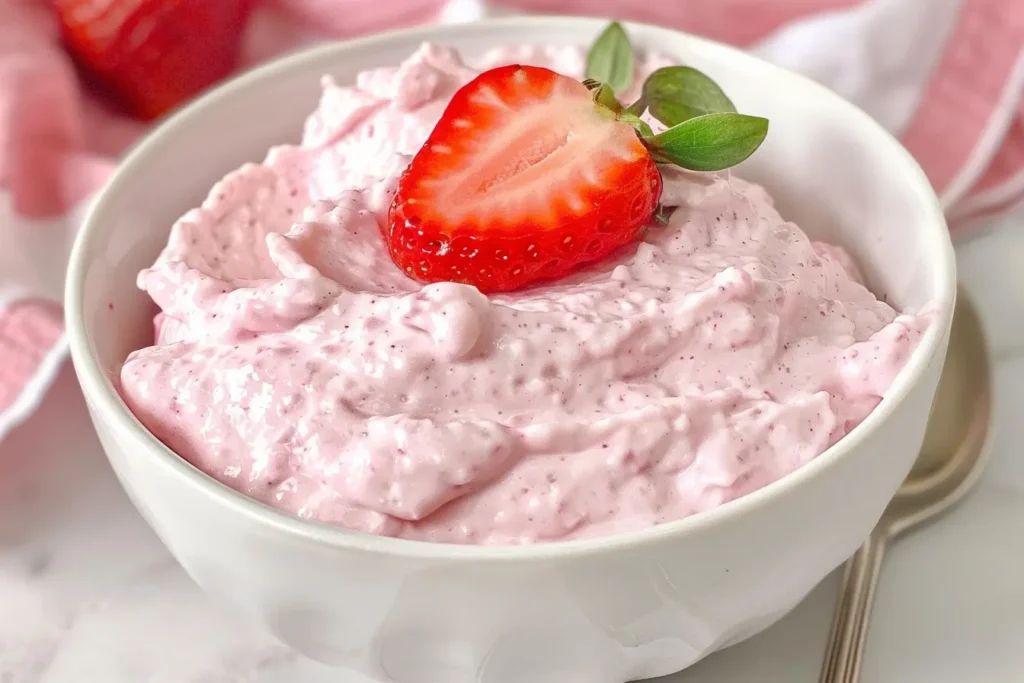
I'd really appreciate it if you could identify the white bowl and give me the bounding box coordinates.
[65,16,955,683]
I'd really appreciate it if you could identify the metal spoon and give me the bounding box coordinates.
[818,291,994,683]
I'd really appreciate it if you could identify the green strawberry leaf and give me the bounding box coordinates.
[633,66,736,126]
[585,22,634,94]
[650,113,769,172]
[584,22,768,173]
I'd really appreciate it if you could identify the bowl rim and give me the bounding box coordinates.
[65,14,957,562]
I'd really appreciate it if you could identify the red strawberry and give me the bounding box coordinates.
[54,0,253,121]
[387,65,662,294]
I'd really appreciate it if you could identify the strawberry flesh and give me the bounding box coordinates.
[388,65,662,294]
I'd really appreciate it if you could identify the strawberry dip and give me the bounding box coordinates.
[119,43,932,545]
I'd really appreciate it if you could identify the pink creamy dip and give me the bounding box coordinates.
[120,44,931,545]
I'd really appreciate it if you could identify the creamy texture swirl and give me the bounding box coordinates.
[120,44,931,545]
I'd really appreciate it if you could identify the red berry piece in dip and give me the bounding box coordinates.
[387,22,769,293]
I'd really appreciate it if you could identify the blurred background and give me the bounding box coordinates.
[1,1,1023,681]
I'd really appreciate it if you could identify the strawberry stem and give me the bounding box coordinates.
[590,82,624,114]
[624,97,646,118]
[617,111,654,139]
[653,205,675,224]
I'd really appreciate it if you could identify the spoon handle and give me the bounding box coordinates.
[818,531,889,683]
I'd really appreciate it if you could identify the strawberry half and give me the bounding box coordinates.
[55,0,252,121]
[387,65,662,294]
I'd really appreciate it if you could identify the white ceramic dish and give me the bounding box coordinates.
[65,16,955,683]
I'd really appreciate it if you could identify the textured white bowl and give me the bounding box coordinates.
[65,16,955,683]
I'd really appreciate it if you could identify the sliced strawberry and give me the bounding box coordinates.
[387,65,662,294]
[54,0,252,121]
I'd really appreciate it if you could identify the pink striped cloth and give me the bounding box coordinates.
[1,0,1022,440]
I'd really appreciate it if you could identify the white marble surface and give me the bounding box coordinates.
[2,211,1024,682]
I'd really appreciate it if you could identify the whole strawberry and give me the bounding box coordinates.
[387,22,769,294]
[55,0,253,120]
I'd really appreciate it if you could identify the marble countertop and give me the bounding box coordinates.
[2,212,1024,682]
